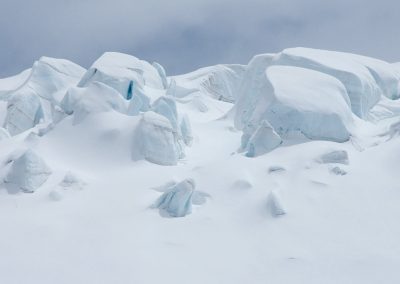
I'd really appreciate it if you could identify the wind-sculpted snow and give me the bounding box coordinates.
[78,52,165,100]
[273,48,400,117]
[2,47,400,283]
[60,82,127,124]
[173,64,246,102]
[5,149,51,193]
[235,65,353,143]
[0,69,31,99]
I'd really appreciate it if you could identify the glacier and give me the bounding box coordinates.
[0,46,400,284]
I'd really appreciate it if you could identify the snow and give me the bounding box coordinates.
[132,111,182,166]
[0,127,10,140]
[1,47,400,284]
[153,178,196,217]
[5,149,52,193]
[180,114,193,146]
[274,47,400,117]
[78,52,165,99]
[318,150,349,165]
[267,190,287,216]
[172,64,246,102]
[60,82,127,124]
[0,68,31,99]
[242,120,283,157]
[4,92,44,135]
[235,65,354,143]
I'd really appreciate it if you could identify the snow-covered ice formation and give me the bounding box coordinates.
[5,149,51,192]
[78,52,165,99]
[235,65,354,142]
[273,47,400,117]
[153,178,196,217]
[242,120,283,157]
[60,82,127,124]
[0,127,11,140]
[132,111,182,165]
[173,64,246,102]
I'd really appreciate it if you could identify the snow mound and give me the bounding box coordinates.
[242,120,282,157]
[78,52,164,99]
[330,166,347,176]
[232,179,253,190]
[172,64,246,102]
[5,149,51,193]
[267,190,287,217]
[132,111,182,165]
[153,178,196,217]
[59,171,85,189]
[235,65,353,143]
[274,47,400,117]
[60,82,127,124]
[48,190,63,201]
[318,150,349,165]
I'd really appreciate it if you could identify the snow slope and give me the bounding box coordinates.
[1,48,400,284]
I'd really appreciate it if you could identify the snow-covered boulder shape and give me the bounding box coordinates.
[243,120,282,157]
[273,48,400,117]
[78,52,164,99]
[180,114,193,146]
[153,179,195,217]
[5,149,52,193]
[151,96,178,131]
[172,64,246,102]
[132,111,181,165]
[267,190,286,217]
[0,127,11,140]
[152,62,168,89]
[235,65,353,142]
[4,92,44,135]
[60,82,127,124]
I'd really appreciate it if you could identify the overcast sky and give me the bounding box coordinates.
[0,0,399,77]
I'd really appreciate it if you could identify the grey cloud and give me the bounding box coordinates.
[0,0,399,77]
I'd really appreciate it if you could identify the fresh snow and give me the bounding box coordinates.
[1,47,400,284]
